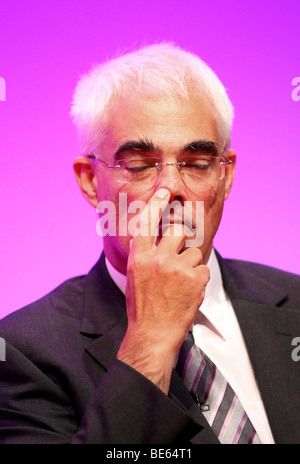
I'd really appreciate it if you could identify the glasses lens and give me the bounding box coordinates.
[116,158,158,183]
[180,156,222,182]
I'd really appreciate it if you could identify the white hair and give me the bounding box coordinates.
[70,43,234,155]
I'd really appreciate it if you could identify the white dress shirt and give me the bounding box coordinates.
[105,250,275,444]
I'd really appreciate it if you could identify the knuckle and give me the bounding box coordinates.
[152,253,167,272]
[127,252,146,273]
[198,265,210,284]
[192,248,203,263]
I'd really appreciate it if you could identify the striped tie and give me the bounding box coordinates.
[176,332,261,444]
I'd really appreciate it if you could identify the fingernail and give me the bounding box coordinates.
[155,188,170,199]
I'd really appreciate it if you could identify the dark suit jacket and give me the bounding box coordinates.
[0,251,299,444]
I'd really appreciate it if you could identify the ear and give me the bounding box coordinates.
[73,157,98,208]
[224,149,236,200]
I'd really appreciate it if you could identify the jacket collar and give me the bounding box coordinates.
[216,250,298,443]
[80,252,126,336]
[215,250,289,306]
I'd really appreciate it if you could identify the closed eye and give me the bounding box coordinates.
[182,156,214,170]
[184,161,210,169]
[126,165,154,172]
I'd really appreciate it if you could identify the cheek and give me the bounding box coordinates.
[95,170,128,204]
[194,182,225,236]
[114,185,149,237]
[194,181,223,209]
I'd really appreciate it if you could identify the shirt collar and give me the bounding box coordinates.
[193,249,228,340]
[105,256,127,295]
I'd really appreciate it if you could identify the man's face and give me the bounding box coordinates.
[76,92,235,275]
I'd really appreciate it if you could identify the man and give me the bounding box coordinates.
[0,43,299,444]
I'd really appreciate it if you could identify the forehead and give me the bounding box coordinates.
[102,92,222,159]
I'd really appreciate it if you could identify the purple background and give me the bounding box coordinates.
[0,0,299,319]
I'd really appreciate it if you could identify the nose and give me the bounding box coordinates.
[153,163,188,203]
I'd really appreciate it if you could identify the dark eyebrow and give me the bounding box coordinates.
[113,138,220,161]
[114,138,156,161]
[182,140,220,157]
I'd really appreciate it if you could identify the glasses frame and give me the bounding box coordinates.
[86,153,232,183]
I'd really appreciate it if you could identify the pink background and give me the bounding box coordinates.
[0,0,299,319]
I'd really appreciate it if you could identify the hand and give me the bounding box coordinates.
[116,188,210,394]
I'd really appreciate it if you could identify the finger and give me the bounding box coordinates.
[195,263,210,286]
[132,188,171,251]
[180,247,203,267]
[157,223,194,254]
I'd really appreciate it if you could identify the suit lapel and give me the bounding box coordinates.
[79,253,127,370]
[229,297,300,443]
[169,370,220,443]
[217,252,300,443]
[80,253,126,337]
